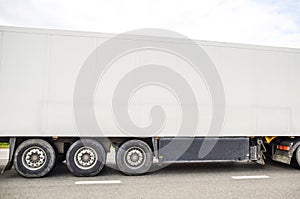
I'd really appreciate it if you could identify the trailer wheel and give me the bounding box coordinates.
[293,146,300,167]
[66,139,106,177]
[14,139,56,178]
[116,140,153,175]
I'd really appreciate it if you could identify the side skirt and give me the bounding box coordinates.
[157,137,250,162]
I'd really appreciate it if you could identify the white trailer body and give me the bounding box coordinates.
[0,26,299,138]
[1,26,300,178]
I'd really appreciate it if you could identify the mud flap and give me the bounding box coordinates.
[1,137,16,174]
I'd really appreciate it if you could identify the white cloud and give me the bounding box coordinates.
[0,0,299,48]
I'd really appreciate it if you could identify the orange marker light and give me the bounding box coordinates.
[277,145,290,151]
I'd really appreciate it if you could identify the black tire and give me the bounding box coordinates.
[292,146,300,168]
[66,139,106,177]
[13,139,56,178]
[116,140,153,175]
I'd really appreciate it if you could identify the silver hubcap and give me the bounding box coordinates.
[22,147,47,170]
[125,147,145,169]
[74,147,98,170]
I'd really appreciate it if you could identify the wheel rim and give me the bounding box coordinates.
[124,147,146,169]
[22,146,47,171]
[74,146,98,170]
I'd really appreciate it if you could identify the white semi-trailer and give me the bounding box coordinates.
[0,26,300,177]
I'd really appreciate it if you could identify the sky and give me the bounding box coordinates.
[0,0,299,48]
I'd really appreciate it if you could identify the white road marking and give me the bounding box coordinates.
[232,175,269,180]
[75,180,121,185]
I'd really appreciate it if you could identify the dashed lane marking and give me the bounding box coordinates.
[232,175,269,180]
[75,180,121,185]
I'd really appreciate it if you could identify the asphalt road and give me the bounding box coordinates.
[0,150,300,199]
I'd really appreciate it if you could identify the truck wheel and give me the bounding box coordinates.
[66,139,106,177]
[293,146,300,167]
[14,139,56,178]
[116,140,153,175]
